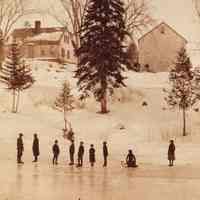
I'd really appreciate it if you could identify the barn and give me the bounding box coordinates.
[138,22,187,72]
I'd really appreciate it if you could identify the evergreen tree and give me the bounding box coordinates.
[16,60,34,112]
[0,41,34,113]
[74,0,129,113]
[164,48,200,136]
[55,81,74,132]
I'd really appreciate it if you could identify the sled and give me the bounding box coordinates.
[121,161,138,168]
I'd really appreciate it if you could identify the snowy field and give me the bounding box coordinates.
[1,60,200,199]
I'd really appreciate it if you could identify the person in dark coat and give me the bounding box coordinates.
[103,141,108,167]
[77,141,84,167]
[52,140,60,165]
[17,133,24,164]
[168,140,175,166]
[126,149,137,168]
[89,144,95,167]
[32,133,40,162]
[69,140,75,165]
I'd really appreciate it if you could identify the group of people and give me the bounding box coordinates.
[17,133,176,168]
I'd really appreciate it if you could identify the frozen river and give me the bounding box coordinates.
[1,160,200,200]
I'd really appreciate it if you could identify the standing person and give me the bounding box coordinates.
[89,144,95,167]
[32,133,39,162]
[69,140,75,165]
[103,141,108,167]
[52,140,60,165]
[77,141,84,167]
[168,140,175,166]
[126,150,137,168]
[17,133,24,164]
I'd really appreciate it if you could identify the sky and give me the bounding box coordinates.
[15,0,200,43]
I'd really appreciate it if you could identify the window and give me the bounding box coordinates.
[67,50,70,59]
[160,26,165,34]
[41,49,45,56]
[64,34,69,44]
[61,48,65,58]
[50,47,55,56]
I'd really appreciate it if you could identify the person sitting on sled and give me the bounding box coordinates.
[126,149,137,167]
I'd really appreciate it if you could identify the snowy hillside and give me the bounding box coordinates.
[0,60,200,167]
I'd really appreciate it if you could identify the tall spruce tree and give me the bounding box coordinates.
[164,48,200,136]
[0,41,34,113]
[75,0,128,113]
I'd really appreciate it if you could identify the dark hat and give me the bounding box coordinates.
[55,140,58,143]
[34,133,37,137]
[103,141,107,144]
[19,133,23,136]
[80,141,84,144]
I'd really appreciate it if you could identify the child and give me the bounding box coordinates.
[89,144,95,167]
[52,140,60,165]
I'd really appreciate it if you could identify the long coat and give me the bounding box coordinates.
[168,143,175,161]
[32,138,40,156]
[78,145,84,157]
[69,143,75,155]
[103,145,108,157]
[89,147,95,163]
[17,137,24,156]
[53,144,60,156]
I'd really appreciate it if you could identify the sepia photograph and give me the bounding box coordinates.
[0,0,200,199]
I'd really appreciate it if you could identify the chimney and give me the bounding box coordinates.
[35,21,41,34]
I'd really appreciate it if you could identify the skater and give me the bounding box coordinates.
[69,140,75,165]
[103,141,108,167]
[126,150,137,168]
[17,133,24,164]
[89,144,95,167]
[77,141,84,167]
[52,140,60,165]
[168,140,175,166]
[32,133,39,162]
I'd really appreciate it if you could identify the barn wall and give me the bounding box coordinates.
[138,24,187,72]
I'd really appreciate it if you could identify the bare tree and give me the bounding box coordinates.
[49,0,154,59]
[0,0,35,40]
[194,0,200,19]
[124,0,155,39]
[49,0,88,57]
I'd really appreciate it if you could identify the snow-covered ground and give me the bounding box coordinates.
[1,60,200,199]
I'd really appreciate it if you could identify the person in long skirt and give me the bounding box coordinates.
[89,144,95,167]
[32,133,40,162]
[17,133,24,164]
[103,141,108,167]
[168,140,175,166]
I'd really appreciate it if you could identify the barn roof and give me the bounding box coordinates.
[138,22,188,43]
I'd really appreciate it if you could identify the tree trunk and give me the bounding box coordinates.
[183,108,186,136]
[100,93,108,114]
[15,89,20,113]
[12,89,16,113]
[64,107,67,131]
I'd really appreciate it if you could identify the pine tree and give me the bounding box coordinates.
[55,81,74,132]
[0,41,34,113]
[164,48,200,136]
[16,60,34,112]
[74,0,129,113]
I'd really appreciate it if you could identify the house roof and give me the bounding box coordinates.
[12,27,65,44]
[138,22,188,44]
[26,32,63,43]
